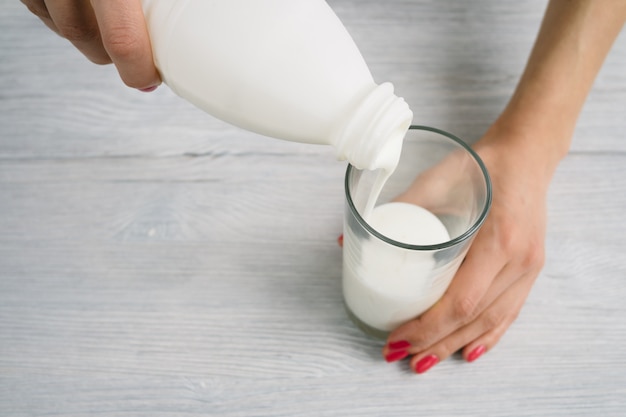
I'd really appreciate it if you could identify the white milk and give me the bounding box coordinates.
[343,202,453,332]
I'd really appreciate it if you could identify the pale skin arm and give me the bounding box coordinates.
[20,0,161,91]
[383,0,626,373]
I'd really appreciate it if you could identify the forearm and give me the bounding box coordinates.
[385,0,626,372]
[491,0,626,168]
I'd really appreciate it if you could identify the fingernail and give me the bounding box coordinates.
[415,354,439,374]
[385,350,409,363]
[139,85,158,93]
[467,345,486,363]
[387,340,411,351]
[337,234,343,247]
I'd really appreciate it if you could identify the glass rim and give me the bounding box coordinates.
[344,125,493,251]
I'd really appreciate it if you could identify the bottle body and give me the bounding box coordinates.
[142,0,412,170]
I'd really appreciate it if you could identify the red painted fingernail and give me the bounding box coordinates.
[385,350,409,363]
[467,345,486,362]
[415,354,439,374]
[337,234,343,247]
[387,340,411,351]
[139,85,158,92]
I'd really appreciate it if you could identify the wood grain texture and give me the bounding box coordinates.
[2,0,626,416]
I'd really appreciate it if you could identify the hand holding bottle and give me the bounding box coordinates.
[20,0,161,91]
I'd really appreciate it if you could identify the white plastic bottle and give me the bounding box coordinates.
[141,0,413,171]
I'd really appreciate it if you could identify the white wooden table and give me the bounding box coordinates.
[2,1,626,416]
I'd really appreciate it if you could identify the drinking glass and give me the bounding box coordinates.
[343,125,492,338]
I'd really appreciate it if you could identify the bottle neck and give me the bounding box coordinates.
[332,82,413,171]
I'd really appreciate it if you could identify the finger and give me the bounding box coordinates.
[21,0,59,34]
[44,0,111,65]
[91,0,161,89]
[386,231,509,352]
[402,271,536,373]
[382,260,517,362]
[460,269,538,362]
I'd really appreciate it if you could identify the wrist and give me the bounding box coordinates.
[491,107,572,163]
[473,116,569,187]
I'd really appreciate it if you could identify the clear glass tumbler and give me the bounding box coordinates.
[343,125,492,338]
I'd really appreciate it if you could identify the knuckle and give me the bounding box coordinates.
[490,307,521,333]
[494,218,546,271]
[481,309,504,329]
[104,26,142,60]
[57,24,100,43]
[521,243,546,270]
[497,227,518,256]
[451,295,479,322]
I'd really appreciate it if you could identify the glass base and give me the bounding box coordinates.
[344,304,390,340]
